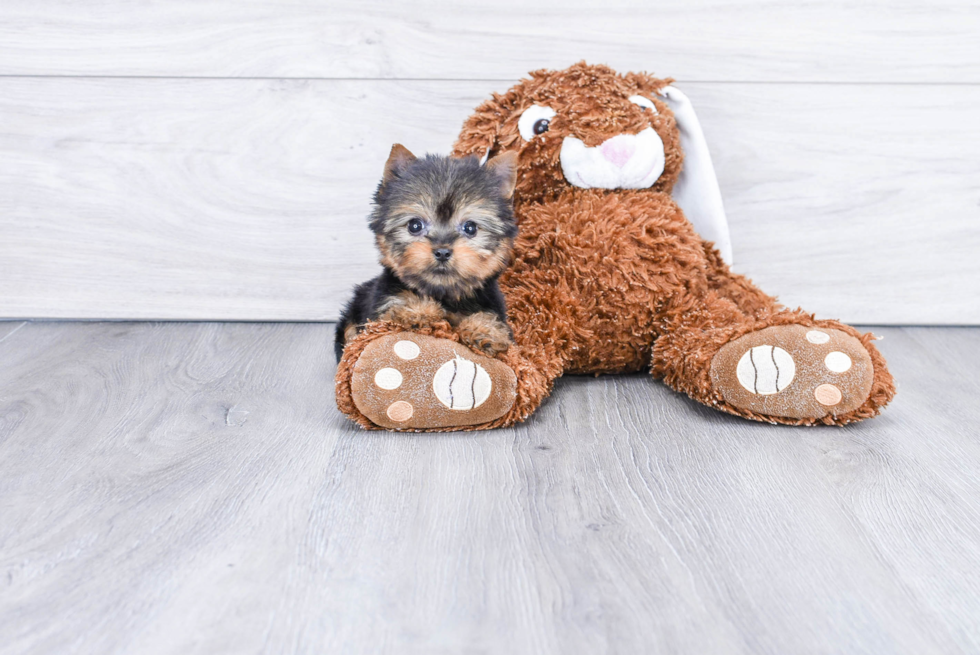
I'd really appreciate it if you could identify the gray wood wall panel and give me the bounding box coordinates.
[1,78,977,323]
[2,321,980,653]
[2,1,979,82]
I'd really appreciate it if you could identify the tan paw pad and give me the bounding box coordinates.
[386,401,414,422]
[814,384,842,406]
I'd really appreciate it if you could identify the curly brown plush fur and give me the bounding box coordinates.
[337,62,894,429]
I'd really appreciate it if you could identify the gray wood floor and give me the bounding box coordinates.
[1,321,979,654]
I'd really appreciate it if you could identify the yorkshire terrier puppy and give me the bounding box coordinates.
[335,144,519,362]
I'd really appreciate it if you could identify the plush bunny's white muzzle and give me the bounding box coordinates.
[559,127,665,190]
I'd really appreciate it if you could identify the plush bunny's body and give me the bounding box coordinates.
[336,63,894,430]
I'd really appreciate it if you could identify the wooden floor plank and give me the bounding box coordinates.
[0,321,28,343]
[0,322,346,654]
[1,323,978,654]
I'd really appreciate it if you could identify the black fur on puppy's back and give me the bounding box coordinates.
[334,278,376,362]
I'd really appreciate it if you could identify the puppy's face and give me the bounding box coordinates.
[370,146,518,299]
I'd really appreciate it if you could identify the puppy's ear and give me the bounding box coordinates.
[485,150,518,199]
[382,144,417,185]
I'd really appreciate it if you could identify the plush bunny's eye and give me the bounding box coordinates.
[518,105,557,141]
[629,95,658,114]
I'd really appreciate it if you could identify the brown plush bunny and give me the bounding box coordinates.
[336,62,895,431]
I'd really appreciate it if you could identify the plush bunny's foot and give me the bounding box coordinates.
[348,332,517,430]
[711,325,876,422]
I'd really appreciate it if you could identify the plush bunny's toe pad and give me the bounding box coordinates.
[710,325,874,420]
[350,332,517,430]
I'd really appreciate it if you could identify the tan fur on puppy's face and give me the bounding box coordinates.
[451,62,684,204]
[452,239,513,283]
[390,241,436,279]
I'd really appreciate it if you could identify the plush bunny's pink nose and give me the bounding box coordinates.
[600,135,636,168]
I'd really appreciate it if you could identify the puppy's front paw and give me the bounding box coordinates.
[377,292,446,330]
[455,313,512,357]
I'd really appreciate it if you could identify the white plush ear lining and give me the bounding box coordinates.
[656,86,733,264]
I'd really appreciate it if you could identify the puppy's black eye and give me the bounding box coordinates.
[533,118,550,135]
[461,221,478,237]
[407,218,424,235]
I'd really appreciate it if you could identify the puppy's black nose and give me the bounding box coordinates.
[433,248,453,262]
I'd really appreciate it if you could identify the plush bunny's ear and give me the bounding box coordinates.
[655,86,733,264]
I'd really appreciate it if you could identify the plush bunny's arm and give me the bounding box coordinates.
[657,86,733,264]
